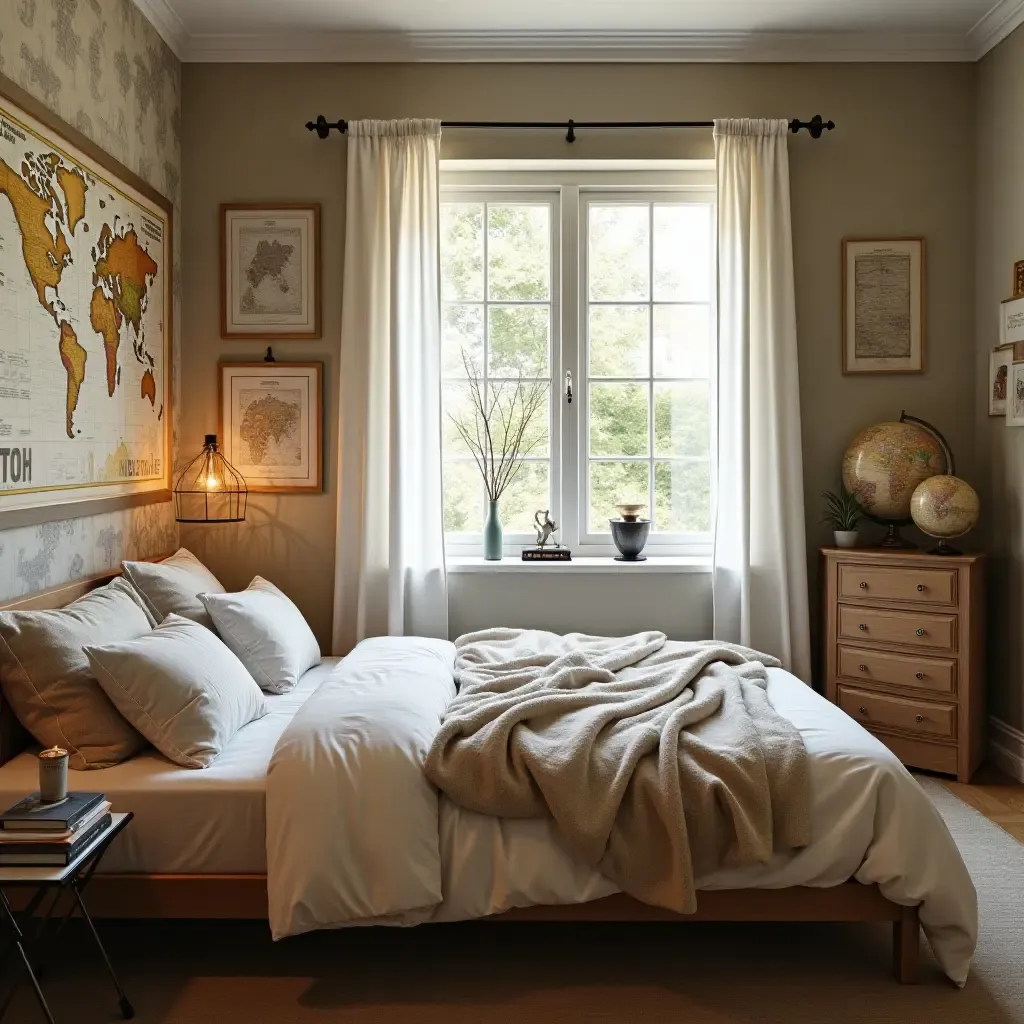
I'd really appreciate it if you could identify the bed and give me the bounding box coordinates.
[0,566,978,987]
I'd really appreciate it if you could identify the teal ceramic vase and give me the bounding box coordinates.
[483,499,503,560]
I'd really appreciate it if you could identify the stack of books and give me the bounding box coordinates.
[0,792,111,867]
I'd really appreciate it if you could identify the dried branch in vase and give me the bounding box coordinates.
[448,349,547,502]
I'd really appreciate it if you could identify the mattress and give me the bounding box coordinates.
[0,659,339,874]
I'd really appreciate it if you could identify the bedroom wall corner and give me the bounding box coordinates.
[0,0,180,603]
[976,22,1024,737]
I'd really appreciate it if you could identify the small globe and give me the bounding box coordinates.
[841,421,947,522]
[910,475,979,540]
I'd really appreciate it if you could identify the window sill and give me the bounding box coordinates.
[446,555,712,574]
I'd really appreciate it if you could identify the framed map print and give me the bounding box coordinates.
[0,74,172,528]
[1000,295,1024,346]
[220,204,320,339]
[219,362,322,492]
[842,238,925,374]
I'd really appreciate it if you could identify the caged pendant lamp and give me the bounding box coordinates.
[173,434,247,523]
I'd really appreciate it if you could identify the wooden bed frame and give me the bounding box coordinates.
[0,566,921,983]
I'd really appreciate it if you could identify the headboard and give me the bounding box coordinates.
[0,558,169,768]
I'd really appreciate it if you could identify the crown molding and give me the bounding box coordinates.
[131,0,188,59]
[183,29,975,64]
[969,0,1024,57]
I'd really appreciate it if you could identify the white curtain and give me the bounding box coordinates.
[712,119,811,681]
[331,119,448,655]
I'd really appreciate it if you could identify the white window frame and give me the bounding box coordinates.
[441,162,716,561]
[441,188,561,557]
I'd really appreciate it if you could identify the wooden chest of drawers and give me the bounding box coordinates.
[822,548,985,782]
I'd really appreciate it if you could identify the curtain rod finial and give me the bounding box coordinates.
[306,115,333,139]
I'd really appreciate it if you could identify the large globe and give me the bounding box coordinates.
[841,421,947,522]
[910,475,979,540]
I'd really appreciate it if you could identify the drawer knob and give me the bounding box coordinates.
[915,714,924,723]
[859,663,868,672]
[859,582,868,590]
[859,623,868,631]
[916,584,925,592]
[915,628,926,637]
[916,671,925,680]
[859,706,867,714]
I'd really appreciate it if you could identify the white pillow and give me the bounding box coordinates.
[84,614,268,769]
[199,577,320,695]
[122,548,225,630]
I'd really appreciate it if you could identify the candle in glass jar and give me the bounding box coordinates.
[38,746,69,803]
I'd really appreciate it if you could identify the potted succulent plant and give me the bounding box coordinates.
[821,488,865,549]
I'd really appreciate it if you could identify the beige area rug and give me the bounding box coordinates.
[9,779,1024,1023]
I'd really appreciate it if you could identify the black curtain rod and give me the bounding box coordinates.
[305,114,835,144]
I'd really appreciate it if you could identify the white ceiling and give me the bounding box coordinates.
[135,0,1024,62]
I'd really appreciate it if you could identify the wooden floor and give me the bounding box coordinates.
[941,762,1024,845]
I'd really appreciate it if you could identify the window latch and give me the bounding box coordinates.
[565,370,573,405]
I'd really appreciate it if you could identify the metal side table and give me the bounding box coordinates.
[0,811,134,1024]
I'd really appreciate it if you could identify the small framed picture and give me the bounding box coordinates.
[1008,362,1024,427]
[842,238,925,374]
[1001,295,1024,346]
[219,362,323,491]
[1014,259,1024,298]
[220,204,321,339]
[990,346,1012,416]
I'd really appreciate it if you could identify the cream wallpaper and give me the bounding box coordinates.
[0,0,180,600]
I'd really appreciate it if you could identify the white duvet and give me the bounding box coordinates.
[266,637,977,986]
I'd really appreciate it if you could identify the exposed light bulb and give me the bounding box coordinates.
[205,472,221,490]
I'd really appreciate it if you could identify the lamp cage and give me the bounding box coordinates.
[173,434,247,523]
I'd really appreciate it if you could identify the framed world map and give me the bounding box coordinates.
[219,362,323,492]
[220,204,321,339]
[0,75,172,528]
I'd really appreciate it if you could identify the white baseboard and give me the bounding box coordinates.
[989,716,1024,782]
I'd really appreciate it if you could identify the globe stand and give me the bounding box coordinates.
[928,539,962,556]
[878,522,916,549]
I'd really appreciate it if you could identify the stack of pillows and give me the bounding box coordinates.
[0,549,321,770]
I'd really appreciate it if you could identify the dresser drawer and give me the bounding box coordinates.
[838,686,956,740]
[838,605,956,651]
[837,646,956,695]
[838,564,957,606]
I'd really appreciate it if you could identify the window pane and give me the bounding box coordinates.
[487,382,550,458]
[499,462,550,533]
[653,305,711,379]
[442,382,477,458]
[654,382,710,458]
[488,305,549,377]
[488,204,550,301]
[589,205,649,302]
[653,204,712,302]
[441,203,484,301]
[443,460,483,533]
[654,460,711,533]
[589,461,649,533]
[442,304,483,378]
[589,305,649,378]
[590,383,649,457]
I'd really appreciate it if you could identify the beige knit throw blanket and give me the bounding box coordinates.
[424,629,811,913]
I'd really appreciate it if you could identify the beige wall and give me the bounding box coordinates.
[182,62,976,660]
[0,0,179,600]
[976,26,1024,732]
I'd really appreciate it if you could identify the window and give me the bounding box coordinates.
[440,196,558,543]
[441,167,715,558]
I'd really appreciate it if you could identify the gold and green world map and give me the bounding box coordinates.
[0,102,167,506]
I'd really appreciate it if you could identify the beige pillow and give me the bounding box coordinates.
[0,578,153,769]
[84,614,269,769]
[122,548,225,629]
[199,576,321,694]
